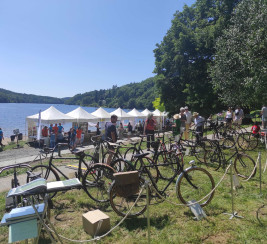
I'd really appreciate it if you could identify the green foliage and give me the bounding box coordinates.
[153,0,240,116]
[65,77,158,110]
[209,0,267,108]
[0,88,64,104]
[152,97,165,112]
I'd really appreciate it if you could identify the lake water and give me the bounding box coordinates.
[0,103,122,137]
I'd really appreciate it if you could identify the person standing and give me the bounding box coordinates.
[144,113,157,151]
[96,122,101,135]
[261,105,267,129]
[184,106,192,140]
[76,127,82,146]
[127,122,133,139]
[105,114,118,164]
[42,126,48,137]
[225,107,234,126]
[50,129,56,148]
[234,106,244,125]
[58,123,64,134]
[0,128,4,148]
[180,107,186,138]
[118,122,124,139]
[68,128,76,150]
[49,124,53,135]
[172,114,181,142]
[192,112,205,142]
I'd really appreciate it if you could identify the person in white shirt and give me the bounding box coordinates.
[192,112,205,142]
[234,106,244,125]
[261,105,267,129]
[184,106,192,140]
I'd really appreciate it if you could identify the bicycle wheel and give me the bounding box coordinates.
[176,167,215,207]
[27,165,60,182]
[237,132,259,151]
[234,153,256,179]
[222,136,236,149]
[134,156,159,183]
[27,165,60,199]
[155,151,179,180]
[109,177,147,217]
[193,142,207,163]
[124,147,138,161]
[110,158,135,172]
[82,163,115,203]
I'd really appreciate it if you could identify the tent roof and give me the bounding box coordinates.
[128,108,146,118]
[91,107,111,119]
[141,108,151,116]
[66,107,98,122]
[152,109,162,117]
[26,106,76,123]
[110,107,134,120]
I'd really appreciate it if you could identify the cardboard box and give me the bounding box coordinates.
[113,171,139,185]
[82,210,110,236]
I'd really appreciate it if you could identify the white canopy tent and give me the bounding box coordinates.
[128,108,146,118]
[26,106,76,123]
[91,107,111,120]
[110,107,135,120]
[141,108,151,117]
[152,109,162,117]
[66,107,98,122]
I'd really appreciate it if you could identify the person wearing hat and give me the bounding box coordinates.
[172,114,181,142]
[192,112,205,142]
[184,106,192,140]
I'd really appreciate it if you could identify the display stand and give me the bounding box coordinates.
[13,129,23,149]
[223,161,244,219]
[1,178,82,243]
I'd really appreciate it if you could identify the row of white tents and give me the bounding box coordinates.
[26,106,168,125]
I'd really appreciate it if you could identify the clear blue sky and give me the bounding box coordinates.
[0,0,195,98]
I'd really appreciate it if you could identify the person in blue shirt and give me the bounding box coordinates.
[50,130,56,148]
[58,123,64,134]
[0,128,4,148]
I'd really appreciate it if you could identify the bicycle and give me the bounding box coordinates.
[109,158,215,217]
[27,143,116,202]
[204,139,256,179]
[0,163,32,210]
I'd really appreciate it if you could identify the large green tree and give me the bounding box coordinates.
[154,0,240,116]
[209,0,267,108]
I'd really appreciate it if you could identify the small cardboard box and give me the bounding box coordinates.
[82,210,110,237]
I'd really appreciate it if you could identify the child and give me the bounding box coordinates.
[251,122,260,137]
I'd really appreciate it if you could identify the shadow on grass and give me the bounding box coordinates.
[121,214,170,231]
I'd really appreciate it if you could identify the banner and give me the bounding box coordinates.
[37,110,42,140]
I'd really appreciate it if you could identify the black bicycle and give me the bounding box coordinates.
[109,153,215,217]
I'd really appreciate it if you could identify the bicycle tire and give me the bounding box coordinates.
[124,147,138,162]
[155,151,179,180]
[110,158,135,172]
[82,163,115,203]
[27,165,60,199]
[109,177,148,217]
[134,156,159,183]
[193,141,207,164]
[237,132,259,151]
[176,167,215,207]
[234,153,256,179]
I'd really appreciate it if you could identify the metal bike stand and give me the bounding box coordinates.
[145,181,151,244]
[223,161,244,220]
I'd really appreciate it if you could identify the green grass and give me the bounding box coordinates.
[0,139,267,243]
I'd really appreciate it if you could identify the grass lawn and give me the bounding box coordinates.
[0,139,266,243]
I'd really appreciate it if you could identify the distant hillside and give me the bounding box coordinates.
[65,77,157,110]
[0,88,64,104]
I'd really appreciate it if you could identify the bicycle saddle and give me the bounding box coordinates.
[132,153,150,158]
